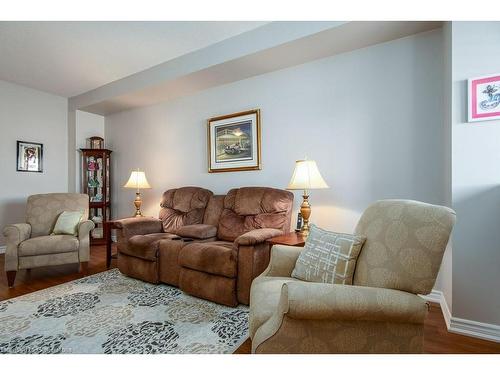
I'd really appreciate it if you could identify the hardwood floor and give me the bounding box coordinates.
[1,244,500,354]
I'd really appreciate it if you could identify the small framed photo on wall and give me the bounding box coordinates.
[468,74,500,122]
[207,109,261,173]
[17,141,43,173]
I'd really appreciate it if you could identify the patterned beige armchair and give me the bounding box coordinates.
[2,193,94,287]
[249,200,456,353]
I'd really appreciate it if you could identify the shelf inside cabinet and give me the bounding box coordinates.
[80,148,112,245]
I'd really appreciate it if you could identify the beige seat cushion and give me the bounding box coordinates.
[249,276,295,338]
[179,241,236,277]
[18,235,79,257]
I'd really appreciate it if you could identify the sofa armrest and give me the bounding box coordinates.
[78,220,95,240]
[3,223,31,245]
[260,244,303,278]
[114,217,163,238]
[282,282,428,324]
[235,228,283,246]
[176,224,217,239]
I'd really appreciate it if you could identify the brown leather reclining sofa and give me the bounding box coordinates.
[115,186,293,306]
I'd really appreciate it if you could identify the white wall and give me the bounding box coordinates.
[106,30,447,238]
[434,22,454,309]
[74,110,105,191]
[451,22,500,326]
[0,80,68,246]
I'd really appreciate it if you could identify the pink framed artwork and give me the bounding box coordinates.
[468,74,500,122]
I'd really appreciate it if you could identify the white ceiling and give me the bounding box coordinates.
[0,21,267,97]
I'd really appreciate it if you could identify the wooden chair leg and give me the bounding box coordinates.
[79,262,89,274]
[6,271,16,288]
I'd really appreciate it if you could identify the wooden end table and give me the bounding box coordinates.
[104,219,122,268]
[266,231,307,248]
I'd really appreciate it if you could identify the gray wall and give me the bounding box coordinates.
[0,79,68,246]
[451,22,500,325]
[106,30,447,238]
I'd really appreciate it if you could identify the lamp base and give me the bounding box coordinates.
[299,193,311,237]
[133,192,143,217]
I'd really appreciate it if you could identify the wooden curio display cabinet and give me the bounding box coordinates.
[80,148,112,245]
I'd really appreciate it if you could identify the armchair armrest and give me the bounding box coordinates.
[281,282,428,324]
[252,282,428,353]
[114,217,163,238]
[76,220,95,262]
[235,228,283,246]
[78,220,95,239]
[3,223,31,271]
[261,244,303,278]
[3,223,31,245]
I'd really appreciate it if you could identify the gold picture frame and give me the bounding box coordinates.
[207,109,262,173]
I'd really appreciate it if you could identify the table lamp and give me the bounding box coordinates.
[123,169,151,217]
[287,159,329,236]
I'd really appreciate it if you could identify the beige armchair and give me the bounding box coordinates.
[249,200,456,353]
[2,193,94,287]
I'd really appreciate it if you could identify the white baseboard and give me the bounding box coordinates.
[422,289,442,304]
[0,245,5,254]
[449,317,500,343]
[423,289,500,343]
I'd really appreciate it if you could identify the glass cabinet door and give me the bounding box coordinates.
[89,206,110,240]
[81,149,111,243]
[85,154,104,203]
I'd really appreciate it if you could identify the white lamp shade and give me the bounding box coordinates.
[287,160,329,190]
[123,170,151,189]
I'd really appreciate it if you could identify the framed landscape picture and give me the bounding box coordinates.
[468,74,500,122]
[207,109,261,173]
[17,141,43,172]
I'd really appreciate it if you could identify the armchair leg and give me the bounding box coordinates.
[6,271,16,288]
[79,262,89,274]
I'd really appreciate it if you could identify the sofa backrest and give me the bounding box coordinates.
[202,195,225,226]
[353,199,456,295]
[159,187,213,233]
[26,193,89,237]
[217,187,294,242]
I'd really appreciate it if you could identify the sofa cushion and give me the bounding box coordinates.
[234,187,293,216]
[291,224,366,285]
[202,195,225,226]
[179,241,237,278]
[176,224,217,239]
[123,233,177,260]
[159,187,213,233]
[218,187,294,242]
[18,235,79,257]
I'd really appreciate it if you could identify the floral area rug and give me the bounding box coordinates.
[0,269,248,354]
